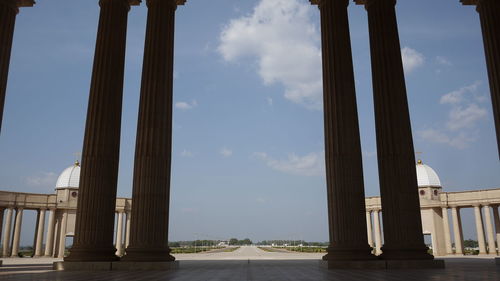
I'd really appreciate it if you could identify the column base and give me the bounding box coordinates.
[379,246,434,260]
[53,261,179,271]
[121,247,175,262]
[64,247,119,262]
[322,246,377,261]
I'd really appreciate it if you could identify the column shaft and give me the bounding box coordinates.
[313,0,373,261]
[0,0,17,133]
[115,211,124,256]
[441,207,453,255]
[476,0,500,158]
[0,208,4,246]
[474,205,487,254]
[483,205,496,254]
[451,207,464,254]
[11,208,23,257]
[2,208,13,257]
[34,209,46,257]
[44,209,56,257]
[125,211,131,248]
[58,211,68,258]
[65,0,131,262]
[124,0,179,262]
[373,210,382,255]
[493,205,500,252]
[362,0,430,260]
[366,211,374,247]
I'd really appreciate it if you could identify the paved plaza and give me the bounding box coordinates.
[0,246,499,280]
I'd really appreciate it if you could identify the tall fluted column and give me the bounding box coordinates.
[0,0,33,133]
[125,211,131,248]
[34,209,46,257]
[308,0,374,261]
[123,0,185,262]
[373,209,382,255]
[65,0,135,262]
[441,207,453,255]
[483,205,496,254]
[493,205,500,251]
[44,209,56,257]
[0,208,4,245]
[58,211,68,258]
[356,0,431,260]
[366,211,374,247]
[115,211,124,256]
[451,207,464,254]
[2,207,13,257]
[474,205,487,254]
[461,0,500,158]
[11,208,23,257]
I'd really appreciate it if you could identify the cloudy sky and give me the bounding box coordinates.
[1,0,499,245]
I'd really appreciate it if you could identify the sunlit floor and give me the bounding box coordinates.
[1,246,499,281]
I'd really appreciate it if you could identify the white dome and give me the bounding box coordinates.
[55,161,81,189]
[416,160,441,187]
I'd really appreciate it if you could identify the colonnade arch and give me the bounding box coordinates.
[0,0,499,270]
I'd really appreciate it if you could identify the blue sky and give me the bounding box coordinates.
[0,0,499,245]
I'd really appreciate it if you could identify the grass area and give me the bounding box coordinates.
[170,247,224,254]
[281,247,327,253]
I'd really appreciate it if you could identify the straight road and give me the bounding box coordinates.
[173,246,323,260]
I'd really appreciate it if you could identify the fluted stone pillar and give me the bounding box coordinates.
[461,0,500,158]
[58,211,68,258]
[373,209,382,255]
[0,208,4,246]
[483,205,496,254]
[65,0,137,262]
[115,211,124,256]
[0,0,33,134]
[441,207,453,255]
[125,211,131,248]
[123,0,185,262]
[366,211,374,248]
[451,207,464,254]
[44,208,56,257]
[356,0,431,260]
[2,207,13,257]
[493,206,500,252]
[309,0,374,262]
[34,208,46,257]
[11,208,23,257]
[474,205,487,254]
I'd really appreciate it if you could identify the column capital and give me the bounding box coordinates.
[310,0,349,6]
[354,0,396,7]
[460,0,478,5]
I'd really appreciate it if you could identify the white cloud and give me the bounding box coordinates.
[436,56,452,66]
[267,97,273,106]
[418,81,488,149]
[401,47,425,74]
[218,0,322,110]
[181,149,194,157]
[25,172,58,188]
[440,81,481,105]
[220,147,233,157]
[254,151,324,176]
[175,100,198,110]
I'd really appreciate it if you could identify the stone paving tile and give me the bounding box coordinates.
[0,259,499,281]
